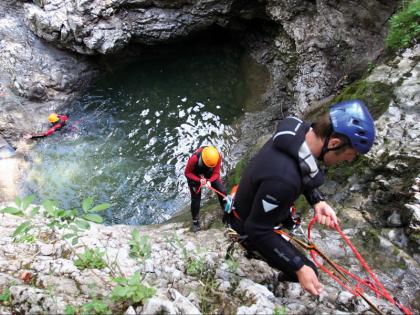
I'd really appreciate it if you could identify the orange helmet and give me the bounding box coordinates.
[202,146,220,168]
[48,113,59,123]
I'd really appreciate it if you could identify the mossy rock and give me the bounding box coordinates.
[331,80,393,119]
[226,134,271,189]
[305,80,394,122]
[226,158,248,189]
[326,155,373,183]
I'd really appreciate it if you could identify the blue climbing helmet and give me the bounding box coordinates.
[329,99,375,154]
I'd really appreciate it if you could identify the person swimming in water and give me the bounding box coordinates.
[24,113,69,140]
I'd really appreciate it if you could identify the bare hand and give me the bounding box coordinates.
[296,265,323,295]
[313,201,338,228]
[200,178,207,186]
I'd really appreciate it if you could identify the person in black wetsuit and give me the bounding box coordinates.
[229,100,375,296]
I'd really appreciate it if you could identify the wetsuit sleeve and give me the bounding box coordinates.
[45,123,63,136]
[243,179,304,271]
[208,154,222,182]
[303,188,325,206]
[185,154,201,182]
[29,126,56,138]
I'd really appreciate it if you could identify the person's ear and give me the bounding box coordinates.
[328,137,342,149]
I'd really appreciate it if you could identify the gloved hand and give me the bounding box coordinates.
[205,181,211,188]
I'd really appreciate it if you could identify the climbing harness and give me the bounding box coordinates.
[226,213,413,315]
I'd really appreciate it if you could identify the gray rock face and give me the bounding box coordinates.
[265,0,397,114]
[3,208,408,315]
[0,1,96,145]
[366,45,420,245]
[23,0,250,55]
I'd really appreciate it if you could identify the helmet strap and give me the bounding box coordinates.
[318,136,350,161]
[318,135,330,161]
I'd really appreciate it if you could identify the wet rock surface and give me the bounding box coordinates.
[0,1,96,146]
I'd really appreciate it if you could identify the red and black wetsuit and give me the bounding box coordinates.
[31,115,69,139]
[185,147,227,221]
[230,117,326,282]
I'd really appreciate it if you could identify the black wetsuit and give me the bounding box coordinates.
[230,117,325,282]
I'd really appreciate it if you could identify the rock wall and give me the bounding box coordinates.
[23,0,263,54]
[0,1,96,145]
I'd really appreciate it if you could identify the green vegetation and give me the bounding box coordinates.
[169,232,226,314]
[0,287,11,305]
[80,299,110,315]
[273,305,287,315]
[64,305,77,315]
[111,271,155,305]
[327,155,373,183]
[330,80,393,120]
[0,196,157,313]
[386,0,420,52]
[66,299,111,315]
[226,253,240,274]
[129,229,151,260]
[1,196,111,245]
[197,274,220,315]
[174,233,207,277]
[227,158,248,188]
[12,220,36,243]
[74,248,107,270]
[293,195,311,216]
[186,255,206,277]
[304,78,394,125]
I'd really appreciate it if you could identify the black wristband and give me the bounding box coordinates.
[304,189,325,206]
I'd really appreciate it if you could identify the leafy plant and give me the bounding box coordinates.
[46,197,110,245]
[367,61,376,74]
[173,233,207,277]
[129,229,151,260]
[186,255,206,277]
[111,271,155,305]
[0,287,11,304]
[1,196,110,245]
[226,253,239,273]
[80,299,110,315]
[386,0,420,51]
[74,248,107,270]
[273,305,287,315]
[64,304,76,315]
[0,195,35,216]
[12,221,36,243]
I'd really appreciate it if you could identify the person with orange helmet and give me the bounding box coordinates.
[24,113,69,139]
[185,146,227,232]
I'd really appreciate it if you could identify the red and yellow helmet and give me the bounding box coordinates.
[48,113,59,123]
[202,146,219,168]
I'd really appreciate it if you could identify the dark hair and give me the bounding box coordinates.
[313,112,351,153]
[312,112,333,139]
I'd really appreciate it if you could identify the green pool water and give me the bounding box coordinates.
[23,42,247,225]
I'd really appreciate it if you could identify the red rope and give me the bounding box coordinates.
[307,216,413,315]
